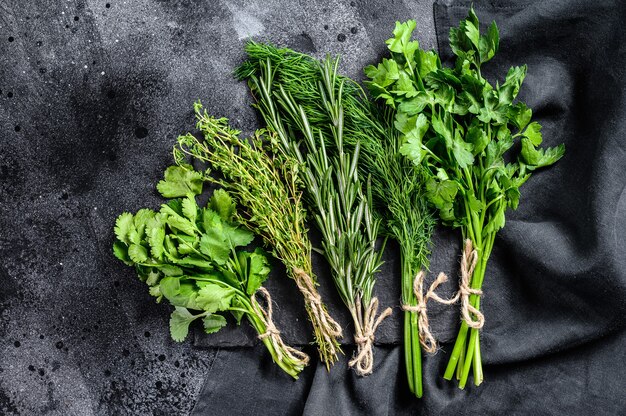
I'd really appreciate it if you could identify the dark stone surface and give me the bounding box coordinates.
[0,1,443,414]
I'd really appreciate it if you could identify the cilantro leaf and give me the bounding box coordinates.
[203,314,227,334]
[195,283,235,313]
[238,248,271,296]
[114,212,134,244]
[199,231,230,265]
[159,277,199,309]
[209,189,236,221]
[169,307,197,342]
[128,244,148,263]
[181,195,198,223]
[167,215,197,237]
[157,165,204,198]
[112,240,133,266]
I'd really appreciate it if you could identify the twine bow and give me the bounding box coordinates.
[292,267,343,356]
[348,297,393,376]
[453,239,485,329]
[402,271,458,353]
[251,287,310,366]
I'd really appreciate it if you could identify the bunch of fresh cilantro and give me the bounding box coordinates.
[113,166,308,379]
[365,9,564,389]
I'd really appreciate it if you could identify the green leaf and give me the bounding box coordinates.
[508,102,533,130]
[160,277,199,309]
[431,113,454,147]
[148,227,165,260]
[167,215,197,237]
[149,285,162,302]
[466,125,489,155]
[158,264,184,276]
[523,122,543,146]
[498,65,527,106]
[239,248,271,296]
[452,130,475,168]
[386,20,417,54]
[128,244,148,263]
[398,113,430,165]
[230,297,245,324]
[467,194,485,213]
[195,284,235,313]
[426,178,458,221]
[175,255,214,269]
[364,59,399,89]
[397,92,432,116]
[464,15,480,49]
[114,212,134,244]
[521,139,565,168]
[416,49,440,78]
[169,307,197,342]
[182,195,198,223]
[392,71,417,97]
[112,241,133,266]
[484,208,505,235]
[223,224,255,249]
[133,209,155,238]
[199,233,230,265]
[209,189,236,221]
[145,270,160,286]
[203,314,227,334]
[157,165,204,198]
[478,21,499,64]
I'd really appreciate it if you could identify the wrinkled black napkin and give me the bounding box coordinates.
[192,0,626,414]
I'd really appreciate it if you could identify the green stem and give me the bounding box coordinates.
[401,248,423,397]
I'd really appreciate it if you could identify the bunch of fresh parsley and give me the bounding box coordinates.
[113,167,308,378]
[365,10,564,389]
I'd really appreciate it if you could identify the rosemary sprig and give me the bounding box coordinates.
[173,103,342,366]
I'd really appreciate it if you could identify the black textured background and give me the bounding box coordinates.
[1,0,625,415]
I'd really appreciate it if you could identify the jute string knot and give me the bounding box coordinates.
[402,271,458,353]
[453,239,485,329]
[292,267,342,355]
[251,287,310,366]
[348,296,393,376]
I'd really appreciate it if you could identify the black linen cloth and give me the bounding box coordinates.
[191,1,626,414]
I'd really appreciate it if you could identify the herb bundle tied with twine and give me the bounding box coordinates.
[173,103,342,366]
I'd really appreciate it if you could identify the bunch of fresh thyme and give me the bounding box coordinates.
[173,102,342,366]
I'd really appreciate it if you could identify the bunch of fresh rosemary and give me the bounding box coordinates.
[240,55,389,375]
[237,43,436,395]
[173,103,342,366]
